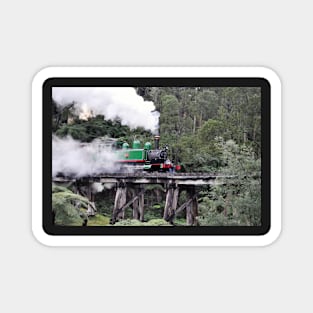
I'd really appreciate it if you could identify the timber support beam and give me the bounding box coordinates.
[163,183,179,223]
[110,182,145,224]
[111,180,127,223]
[166,187,199,225]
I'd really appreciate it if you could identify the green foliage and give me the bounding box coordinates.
[198,119,224,143]
[113,219,145,226]
[144,219,172,226]
[94,194,114,216]
[198,212,240,226]
[87,214,110,226]
[174,218,187,225]
[113,219,172,226]
[55,116,131,142]
[199,139,261,226]
[143,209,163,221]
[146,87,261,171]
[52,185,91,226]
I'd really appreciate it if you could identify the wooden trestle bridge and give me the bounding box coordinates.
[53,172,233,225]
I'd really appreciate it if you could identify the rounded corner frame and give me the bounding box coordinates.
[32,66,281,247]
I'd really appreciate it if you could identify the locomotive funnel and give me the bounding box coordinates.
[154,135,160,149]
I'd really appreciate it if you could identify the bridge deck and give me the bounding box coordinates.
[53,172,234,185]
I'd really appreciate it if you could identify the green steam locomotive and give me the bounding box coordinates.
[116,135,181,172]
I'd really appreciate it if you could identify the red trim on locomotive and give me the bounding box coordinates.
[161,163,172,169]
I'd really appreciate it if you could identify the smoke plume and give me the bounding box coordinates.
[52,87,159,133]
[91,182,115,193]
[52,136,118,177]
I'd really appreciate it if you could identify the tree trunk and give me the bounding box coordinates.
[186,187,198,225]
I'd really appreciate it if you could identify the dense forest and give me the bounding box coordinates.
[52,87,261,227]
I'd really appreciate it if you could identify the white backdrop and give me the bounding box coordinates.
[0,1,311,312]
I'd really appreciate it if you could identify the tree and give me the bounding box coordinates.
[199,139,261,226]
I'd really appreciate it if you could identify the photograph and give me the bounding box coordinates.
[51,85,262,228]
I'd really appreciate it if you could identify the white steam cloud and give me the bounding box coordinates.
[52,87,159,133]
[91,182,115,193]
[52,136,118,177]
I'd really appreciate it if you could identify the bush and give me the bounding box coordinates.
[52,185,91,226]
[87,214,110,226]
